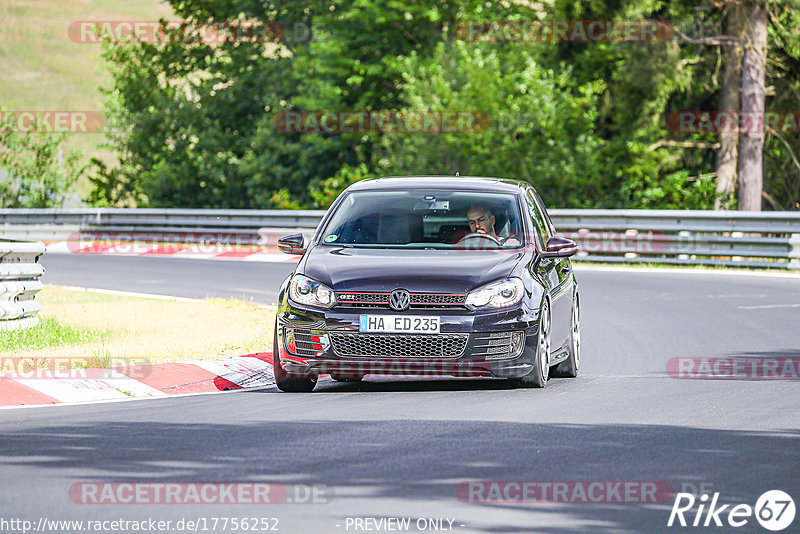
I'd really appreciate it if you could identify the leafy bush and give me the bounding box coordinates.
[0,119,86,208]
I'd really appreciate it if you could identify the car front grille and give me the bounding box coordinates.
[329,332,468,359]
[335,292,466,309]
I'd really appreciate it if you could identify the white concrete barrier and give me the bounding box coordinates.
[0,240,45,331]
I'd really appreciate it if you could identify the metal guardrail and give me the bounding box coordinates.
[0,208,322,245]
[1,208,799,269]
[0,240,45,331]
[552,210,800,269]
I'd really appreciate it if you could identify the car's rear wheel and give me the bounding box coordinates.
[553,293,580,378]
[273,326,317,393]
[513,299,550,388]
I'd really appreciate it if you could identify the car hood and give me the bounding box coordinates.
[301,246,524,293]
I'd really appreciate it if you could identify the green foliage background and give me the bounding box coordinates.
[5,0,798,210]
[0,126,86,208]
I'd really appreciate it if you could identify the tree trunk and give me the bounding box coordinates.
[737,1,767,211]
[714,3,744,210]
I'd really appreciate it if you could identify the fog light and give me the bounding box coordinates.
[484,331,525,361]
[510,331,525,357]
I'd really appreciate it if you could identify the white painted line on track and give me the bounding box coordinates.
[51,285,200,302]
[190,357,275,388]
[574,265,800,279]
[738,303,800,310]
[16,371,167,403]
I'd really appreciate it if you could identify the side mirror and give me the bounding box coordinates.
[277,233,305,255]
[542,236,578,257]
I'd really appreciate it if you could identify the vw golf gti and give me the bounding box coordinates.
[273,176,580,392]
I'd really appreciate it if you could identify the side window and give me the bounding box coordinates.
[525,190,549,249]
[532,190,557,237]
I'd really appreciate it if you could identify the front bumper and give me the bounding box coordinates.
[276,302,542,379]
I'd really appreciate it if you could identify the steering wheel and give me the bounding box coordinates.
[456,232,502,248]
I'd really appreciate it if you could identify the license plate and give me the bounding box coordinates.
[359,315,440,334]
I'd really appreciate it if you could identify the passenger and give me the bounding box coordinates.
[466,205,520,246]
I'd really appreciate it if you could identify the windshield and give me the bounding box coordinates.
[319,190,524,249]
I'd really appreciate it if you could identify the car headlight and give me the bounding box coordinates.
[465,278,525,310]
[289,274,335,308]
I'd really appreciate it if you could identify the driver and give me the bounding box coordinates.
[466,205,520,246]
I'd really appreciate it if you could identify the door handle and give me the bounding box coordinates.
[560,264,570,274]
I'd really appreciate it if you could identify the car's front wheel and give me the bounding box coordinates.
[512,299,551,388]
[273,327,317,392]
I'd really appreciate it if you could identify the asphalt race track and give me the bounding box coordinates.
[2,254,799,533]
[39,254,296,303]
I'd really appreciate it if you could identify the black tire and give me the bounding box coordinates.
[512,299,551,388]
[330,373,365,382]
[273,326,317,393]
[552,293,580,378]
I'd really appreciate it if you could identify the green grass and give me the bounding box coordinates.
[0,0,173,110]
[0,316,110,352]
[5,286,275,365]
[0,0,175,195]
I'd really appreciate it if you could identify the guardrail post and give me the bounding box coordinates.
[789,234,800,270]
[677,231,691,261]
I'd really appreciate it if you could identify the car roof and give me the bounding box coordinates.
[346,176,529,193]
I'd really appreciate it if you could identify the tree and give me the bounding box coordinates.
[715,2,745,209]
[242,0,472,207]
[378,41,608,208]
[0,120,85,208]
[538,0,721,208]
[669,0,799,211]
[94,0,800,210]
[763,1,800,210]
[96,0,311,207]
[738,0,768,211]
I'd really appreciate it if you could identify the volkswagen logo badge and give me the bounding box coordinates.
[389,289,411,311]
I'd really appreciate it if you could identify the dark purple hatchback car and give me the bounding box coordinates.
[273,176,580,392]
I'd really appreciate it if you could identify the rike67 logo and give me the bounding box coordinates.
[668,490,795,531]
